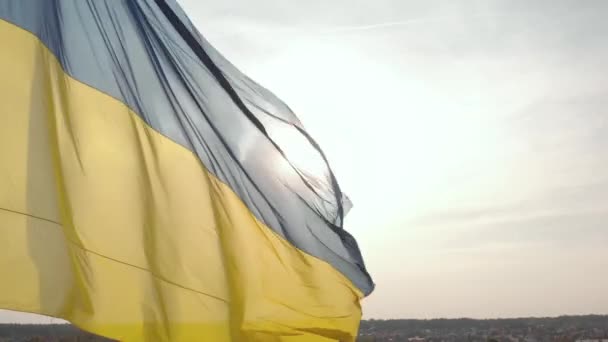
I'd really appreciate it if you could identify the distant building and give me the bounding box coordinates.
[408,337,426,342]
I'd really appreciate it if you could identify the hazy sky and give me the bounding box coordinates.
[2,0,608,323]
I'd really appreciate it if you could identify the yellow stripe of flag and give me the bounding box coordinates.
[0,19,362,342]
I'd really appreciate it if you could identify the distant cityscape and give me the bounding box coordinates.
[359,315,608,342]
[0,315,607,341]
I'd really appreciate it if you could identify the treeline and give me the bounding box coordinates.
[1,315,607,341]
[0,324,112,341]
[360,314,608,331]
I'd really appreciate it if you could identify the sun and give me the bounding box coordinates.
[268,123,329,179]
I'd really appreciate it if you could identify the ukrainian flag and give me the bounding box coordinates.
[0,1,373,341]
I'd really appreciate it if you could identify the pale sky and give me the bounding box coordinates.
[2,0,608,323]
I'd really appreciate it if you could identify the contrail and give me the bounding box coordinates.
[233,12,517,37]
[243,17,440,37]
[319,17,439,34]
[307,12,518,35]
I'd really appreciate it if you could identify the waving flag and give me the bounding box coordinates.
[0,1,373,341]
